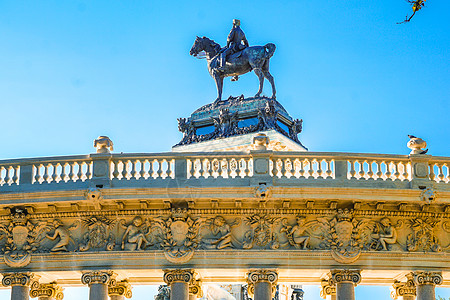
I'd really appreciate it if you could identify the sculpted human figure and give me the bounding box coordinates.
[290,217,310,250]
[219,19,249,75]
[209,216,232,249]
[121,216,150,251]
[375,218,397,250]
[46,220,70,252]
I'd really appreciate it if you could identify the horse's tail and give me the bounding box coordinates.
[263,43,276,59]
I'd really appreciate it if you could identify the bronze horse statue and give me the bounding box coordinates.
[189,36,276,103]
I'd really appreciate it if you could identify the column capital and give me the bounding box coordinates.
[246,269,278,298]
[108,280,132,298]
[81,271,117,287]
[30,281,64,300]
[330,270,361,286]
[1,272,36,287]
[390,279,416,300]
[410,271,443,286]
[163,269,194,285]
[189,277,203,298]
[320,280,336,299]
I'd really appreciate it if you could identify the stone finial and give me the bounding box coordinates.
[1,272,36,287]
[319,280,336,299]
[410,271,443,286]
[163,269,195,285]
[330,270,361,286]
[407,135,428,155]
[81,271,117,287]
[108,280,132,298]
[246,269,278,297]
[94,136,114,153]
[30,281,64,300]
[390,279,416,300]
[253,133,269,150]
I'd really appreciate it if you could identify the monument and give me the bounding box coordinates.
[0,20,448,300]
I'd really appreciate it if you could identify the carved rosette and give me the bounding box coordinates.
[30,282,64,300]
[163,269,194,285]
[108,280,132,298]
[330,270,361,286]
[319,280,336,299]
[246,269,278,297]
[81,271,117,287]
[411,271,443,286]
[390,280,416,300]
[1,272,35,287]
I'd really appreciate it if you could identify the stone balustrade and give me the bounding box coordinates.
[0,151,448,192]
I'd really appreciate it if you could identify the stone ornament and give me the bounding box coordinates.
[281,216,315,250]
[420,187,436,203]
[189,273,203,298]
[246,269,278,297]
[411,271,443,286]
[30,281,64,300]
[406,218,441,252]
[120,216,152,251]
[163,269,195,285]
[253,133,269,150]
[202,216,239,250]
[81,271,117,287]
[79,216,116,252]
[108,280,132,298]
[407,135,428,155]
[1,272,35,287]
[243,214,280,249]
[390,279,416,300]
[94,136,114,153]
[319,280,336,299]
[330,270,361,286]
[46,219,79,252]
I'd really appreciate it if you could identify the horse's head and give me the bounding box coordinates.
[190,36,220,58]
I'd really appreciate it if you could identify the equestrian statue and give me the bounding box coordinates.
[189,19,276,104]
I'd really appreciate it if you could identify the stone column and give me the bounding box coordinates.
[108,280,132,300]
[81,271,117,300]
[390,279,416,300]
[163,269,194,300]
[330,270,361,300]
[411,272,443,300]
[247,270,278,300]
[2,272,36,300]
[320,280,336,300]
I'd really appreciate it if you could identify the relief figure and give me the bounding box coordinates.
[121,216,151,251]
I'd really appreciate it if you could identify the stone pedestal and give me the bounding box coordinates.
[163,269,195,300]
[247,270,278,300]
[320,280,336,300]
[2,272,35,300]
[330,270,361,300]
[411,272,443,300]
[108,280,132,300]
[81,271,117,300]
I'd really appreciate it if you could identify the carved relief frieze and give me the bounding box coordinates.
[405,218,441,252]
[79,216,116,252]
[119,216,153,251]
[243,214,280,249]
[202,216,239,249]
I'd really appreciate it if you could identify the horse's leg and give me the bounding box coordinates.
[254,68,264,98]
[214,75,224,104]
[263,60,276,99]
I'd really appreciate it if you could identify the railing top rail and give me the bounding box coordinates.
[0,154,91,166]
[270,151,411,160]
[429,156,450,163]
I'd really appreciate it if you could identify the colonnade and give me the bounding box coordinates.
[0,269,444,300]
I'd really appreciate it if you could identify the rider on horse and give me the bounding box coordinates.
[219,19,249,80]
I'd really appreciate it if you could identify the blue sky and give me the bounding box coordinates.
[0,0,449,299]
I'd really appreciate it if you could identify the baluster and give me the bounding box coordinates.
[0,166,4,185]
[308,159,314,178]
[52,163,59,182]
[194,159,202,178]
[316,159,323,178]
[157,160,163,178]
[438,164,444,182]
[130,160,138,180]
[385,161,392,180]
[76,162,83,182]
[375,161,382,180]
[358,160,365,179]
[279,158,286,178]
[112,161,120,179]
[168,159,175,178]
[392,161,400,181]
[446,164,450,183]
[139,160,147,179]
[243,159,250,178]
[289,158,296,178]
[11,166,18,185]
[326,160,332,179]
[85,162,92,179]
[148,159,155,179]
[60,162,68,182]
[349,160,356,179]
[121,160,128,180]
[428,163,435,181]
[67,162,75,182]
[234,158,241,178]
[299,160,305,178]
[5,166,12,185]
[42,164,50,183]
[401,162,408,181]
[367,161,374,180]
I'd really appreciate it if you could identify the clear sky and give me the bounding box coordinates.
[0,0,449,299]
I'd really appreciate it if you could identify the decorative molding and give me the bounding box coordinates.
[330,270,361,286]
[390,279,416,300]
[319,280,336,299]
[163,269,194,285]
[108,280,132,298]
[411,271,443,286]
[81,271,117,286]
[1,272,36,287]
[30,281,64,300]
[247,269,278,297]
